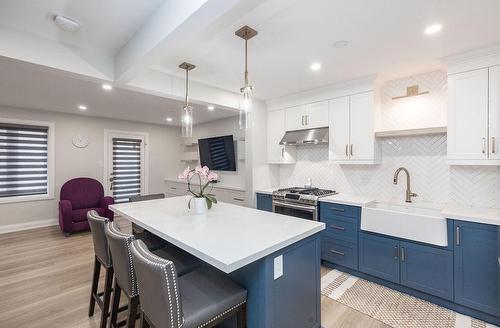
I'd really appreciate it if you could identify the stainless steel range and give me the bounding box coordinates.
[272,187,337,221]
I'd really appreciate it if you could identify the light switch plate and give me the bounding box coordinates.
[274,255,283,280]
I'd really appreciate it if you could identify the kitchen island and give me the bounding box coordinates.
[110,196,325,328]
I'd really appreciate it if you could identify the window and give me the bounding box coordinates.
[0,119,54,202]
[111,137,143,203]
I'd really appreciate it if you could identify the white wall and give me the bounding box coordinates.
[0,106,181,231]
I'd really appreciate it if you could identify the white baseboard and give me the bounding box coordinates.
[0,218,58,234]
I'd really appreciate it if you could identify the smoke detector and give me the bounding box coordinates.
[53,15,80,32]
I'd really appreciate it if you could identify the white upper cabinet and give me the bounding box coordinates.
[328,91,377,164]
[284,105,306,131]
[489,65,500,160]
[329,96,350,161]
[447,67,500,164]
[285,101,328,131]
[305,101,329,128]
[267,109,296,164]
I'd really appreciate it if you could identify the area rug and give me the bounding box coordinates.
[321,269,498,328]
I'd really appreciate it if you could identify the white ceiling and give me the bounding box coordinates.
[0,57,238,126]
[0,0,164,57]
[155,0,500,99]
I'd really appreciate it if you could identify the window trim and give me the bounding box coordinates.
[0,117,55,204]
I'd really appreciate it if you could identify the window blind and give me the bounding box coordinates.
[0,123,49,198]
[112,138,142,203]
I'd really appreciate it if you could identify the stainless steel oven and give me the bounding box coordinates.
[272,200,318,221]
[271,187,336,221]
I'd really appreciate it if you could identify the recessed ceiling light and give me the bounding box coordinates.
[53,15,80,32]
[310,63,322,72]
[166,117,173,122]
[333,40,349,48]
[207,106,215,111]
[102,84,113,91]
[424,23,442,35]
[78,105,87,111]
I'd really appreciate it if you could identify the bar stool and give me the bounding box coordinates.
[105,222,200,328]
[131,239,248,328]
[129,193,167,249]
[87,210,114,328]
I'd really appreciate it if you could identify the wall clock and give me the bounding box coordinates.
[72,134,89,148]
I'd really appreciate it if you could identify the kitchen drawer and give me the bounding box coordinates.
[321,237,358,270]
[322,215,358,243]
[214,188,246,206]
[165,181,188,196]
[320,202,361,219]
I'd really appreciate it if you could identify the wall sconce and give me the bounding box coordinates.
[392,85,429,100]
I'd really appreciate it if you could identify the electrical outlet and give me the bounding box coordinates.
[274,255,283,280]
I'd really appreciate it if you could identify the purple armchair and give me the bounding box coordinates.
[59,178,114,236]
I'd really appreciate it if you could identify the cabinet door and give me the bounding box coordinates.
[349,92,375,161]
[400,241,454,301]
[285,105,307,131]
[329,97,350,161]
[267,110,295,163]
[448,69,489,161]
[359,232,400,283]
[454,221,499,317]
[305,101,329,128]
[256,193,273,212]
[489,65,500,159]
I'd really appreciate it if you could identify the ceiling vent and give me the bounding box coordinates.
[53,15,80,32]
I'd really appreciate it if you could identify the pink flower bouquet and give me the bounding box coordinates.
[178,165,218,209]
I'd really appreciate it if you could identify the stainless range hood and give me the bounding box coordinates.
[279,127,329,145]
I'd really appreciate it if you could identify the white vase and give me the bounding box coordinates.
[192,197,207,214]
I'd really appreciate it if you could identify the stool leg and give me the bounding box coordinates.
[110,279,122,328]
[236,303,247,328]
[140,311,150,328]
[100,267,114,328]
[88,256,101,317]
[127,295,140,328]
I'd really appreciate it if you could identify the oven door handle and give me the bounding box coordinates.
[272,200,316,212]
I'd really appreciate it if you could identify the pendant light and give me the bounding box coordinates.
[235,25,258,130]
[179,62,196,138]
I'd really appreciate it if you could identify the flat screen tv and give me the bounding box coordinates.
[198,135,236,171]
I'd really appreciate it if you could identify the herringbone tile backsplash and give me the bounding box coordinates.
[279,135,500,208]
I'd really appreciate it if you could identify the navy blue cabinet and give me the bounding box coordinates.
[454,221,499,317]
[256,193,273,212]
[319,202,360,270]
[359,232,400,283]
[400,241,454,301]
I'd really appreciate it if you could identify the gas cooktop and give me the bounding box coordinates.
[272,187,337,205]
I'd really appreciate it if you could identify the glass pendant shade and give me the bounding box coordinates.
[239,86,252,130]
[181,105,193,138]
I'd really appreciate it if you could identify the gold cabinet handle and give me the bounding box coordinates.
[345,144,349,157]
[301,115,304,126]
[350,144,353,156]
[281,147,285,158]
[400,247,405,262]
[456,226,460,246]
[482,137,486,154]
[492,137,496,154]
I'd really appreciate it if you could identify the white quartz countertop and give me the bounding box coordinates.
[320,194,376,207]
[442,205,500,226]
[110,196,325,273]
[255,188,276,195]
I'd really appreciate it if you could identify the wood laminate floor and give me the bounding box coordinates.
[0,219,389,328]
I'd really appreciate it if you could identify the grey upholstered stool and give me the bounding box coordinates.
[87,210,114,328]
[105,222,200,328]
[131,239,248,328]
[128,193,167,249]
